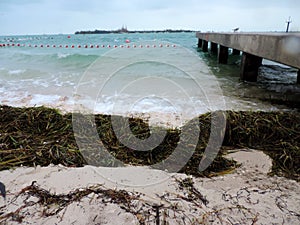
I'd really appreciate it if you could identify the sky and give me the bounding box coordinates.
[0,0,300,35]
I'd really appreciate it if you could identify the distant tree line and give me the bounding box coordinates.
[75,29,195,35]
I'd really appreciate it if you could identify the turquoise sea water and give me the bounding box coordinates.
[0,32,299,124]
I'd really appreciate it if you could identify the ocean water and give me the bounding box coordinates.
[0,32,299,126]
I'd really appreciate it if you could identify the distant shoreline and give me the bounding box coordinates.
[75,29,196,35]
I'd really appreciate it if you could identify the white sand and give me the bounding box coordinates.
[0,149,299,224]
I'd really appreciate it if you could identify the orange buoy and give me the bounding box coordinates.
[67,35,71,38]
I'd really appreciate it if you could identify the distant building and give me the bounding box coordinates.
[118,25,128,33]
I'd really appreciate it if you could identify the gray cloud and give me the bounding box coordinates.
[0,0,299,35]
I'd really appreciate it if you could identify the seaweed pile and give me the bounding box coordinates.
[0,105,299,180]
[224,111,300,179]
[0,181,145,223]
[0,179,263,224]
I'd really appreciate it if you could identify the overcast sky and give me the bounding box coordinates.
[0,0,299,35]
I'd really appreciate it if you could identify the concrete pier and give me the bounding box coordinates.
[202,40,208,52]
[240,53,263,82]
[232,49,241,55]
[211,42,218,54]
[218,46,228,64]
[196,32,300,83]
[197,39,202,48]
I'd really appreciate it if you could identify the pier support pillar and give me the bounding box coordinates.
[197,39,202,48]
[240,52,263,82]
[297,70,300,84]
[218,45,228,64]
[211,42,218,54]
[202,40,208,52]
[232,49,240,55]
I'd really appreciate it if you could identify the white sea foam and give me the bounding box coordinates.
[57,53,71,59]
[8,69,26,75]
[29,94,61,105]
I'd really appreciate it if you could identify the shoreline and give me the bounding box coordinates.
[74,29,196,35]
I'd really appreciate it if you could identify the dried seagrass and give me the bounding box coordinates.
[0,105,299,180]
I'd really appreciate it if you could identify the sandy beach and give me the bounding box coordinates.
[1,149,299,224]
[1,2,300,225]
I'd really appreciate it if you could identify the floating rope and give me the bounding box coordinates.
[0,43,177,49]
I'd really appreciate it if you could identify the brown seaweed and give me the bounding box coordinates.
[0,105,299,180]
